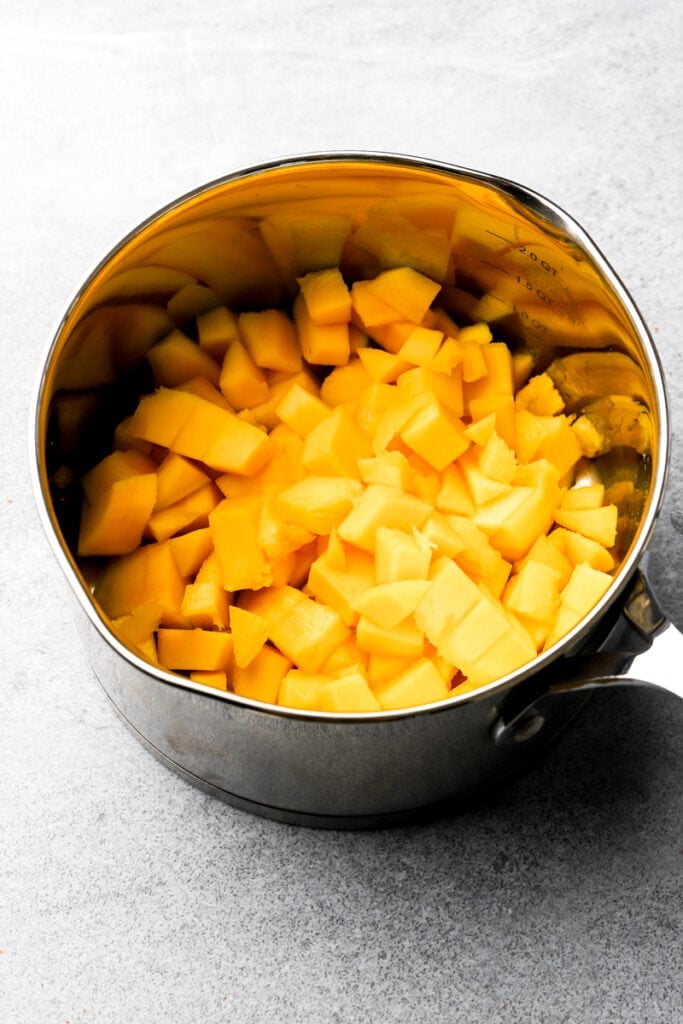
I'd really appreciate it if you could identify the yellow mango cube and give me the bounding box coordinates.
[293,292,350,366]
[81,449,158,504]
[157,627,234,672]
[276,476,363,535]
[228,605,270,668]
[147,330,221,389]
[154,453,210,511]
[167,527,214,578]
[238,309,302,372]
[306,534,376,626]
[297,268,352,325]
[302,406,373,477]
[374,526,432,583]
[232,644,291,704]
[365,267,441,323]
[209,495,273,592]
[351,580,431,630]
[338,483,431,552]
[400,398,470,471]
[553,504,618,548]
[274,380,331,436]
[196,305,240,360]
[78,473,157,557]
[316,672,382,713]
[375,657,450,710]
[355,615,425,659]
[146,481,222,543]
[181,580,230,629]
[219,338,270,410]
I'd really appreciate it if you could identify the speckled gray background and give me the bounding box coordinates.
[2,2,681,1022]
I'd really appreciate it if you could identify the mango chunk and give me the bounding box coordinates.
[543,563,614,650]
[181,580,230,630]
[294,291,350,366]
[306,534,376,626]
[147,329,221,388]
[196,305,240,360]
[167,527,214,578]
[351,579,431,629]
[238,309,302,372]
[189,670,229,691]
[219,338,270,410]
[302,406,373,477]
[338,483,431,552]
[274,380,331,436]
[278,670,327,710]
[147,482,222,543]
[81,449,158,505]
[78,473,157,557]
[554,504,618,548]
[232,644,291,704]
[365,267,441,324]
[400,397,470,471]
[356,614,425,659]
[95,541,187,626]
[157,627,234,672]
[210,495,273,592]
[276,476,363,535]
[154,453,211,511]
[297,268,352,326]
[374,526,433,583]
[317,672,382,713]
[228,605,270,668]
[375,657,450,710]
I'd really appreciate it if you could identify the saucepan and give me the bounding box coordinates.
[30,153,682,828]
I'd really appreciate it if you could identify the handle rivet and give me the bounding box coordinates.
[513,713,545,742]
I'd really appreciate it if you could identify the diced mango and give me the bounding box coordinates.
[228,605,270,668]
[554,504,618,548]
[375,657,450,710]
[232,644,291,704]
[293,291,350,366]
[351,579,431,629]
[302,406,373,477]
[238,309,302,372]
[146,482,222,543]
[157,627,234,672]
[317,672,382,713]
[365,267,441,323]
[196,305,240,360]
[276,476,363,535]
[147,330,221,389]
[210,495,273,591]
[181,580,230,629]
[374,526,432,583]
[297,268,352,326]
[81,449,158,505]
[154,453,211,511]
[338,483,431,552]
[219,338,270,409]
[78,473,157,557]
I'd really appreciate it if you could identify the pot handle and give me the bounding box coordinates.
[492,570,682,747]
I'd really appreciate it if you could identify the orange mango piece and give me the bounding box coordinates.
[147,330,221,389]
[302,406,373,478]
[365,267,441,324]
[219,338,270,409]
[146,482,222,543]
[297,268,352,325]
[157,627,234,672]
[210,495,273,592]
[181,580,230,630]
[293,291,350,366]
[78,473,157,557]
[154,452,211,511]
[229,605,270,668]
[196,305,240,361]
[81,449,158,504]
[94,541,187,626]
[167,527,214,578]
[238,309,302,372]
[316,672,382,713]
[375,657,450,710]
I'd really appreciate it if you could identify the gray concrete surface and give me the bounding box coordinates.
[1,2,681,1021]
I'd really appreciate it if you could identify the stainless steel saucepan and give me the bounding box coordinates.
[30,153,682,828]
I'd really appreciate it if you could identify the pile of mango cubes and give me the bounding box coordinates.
[78,265,620,712]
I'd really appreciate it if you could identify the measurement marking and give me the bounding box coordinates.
[481,259,511,275]
[485,229,515,244]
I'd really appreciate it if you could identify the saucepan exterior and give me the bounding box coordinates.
[31,153,672,827]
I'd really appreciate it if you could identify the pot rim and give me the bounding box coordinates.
[29,149,671,724]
